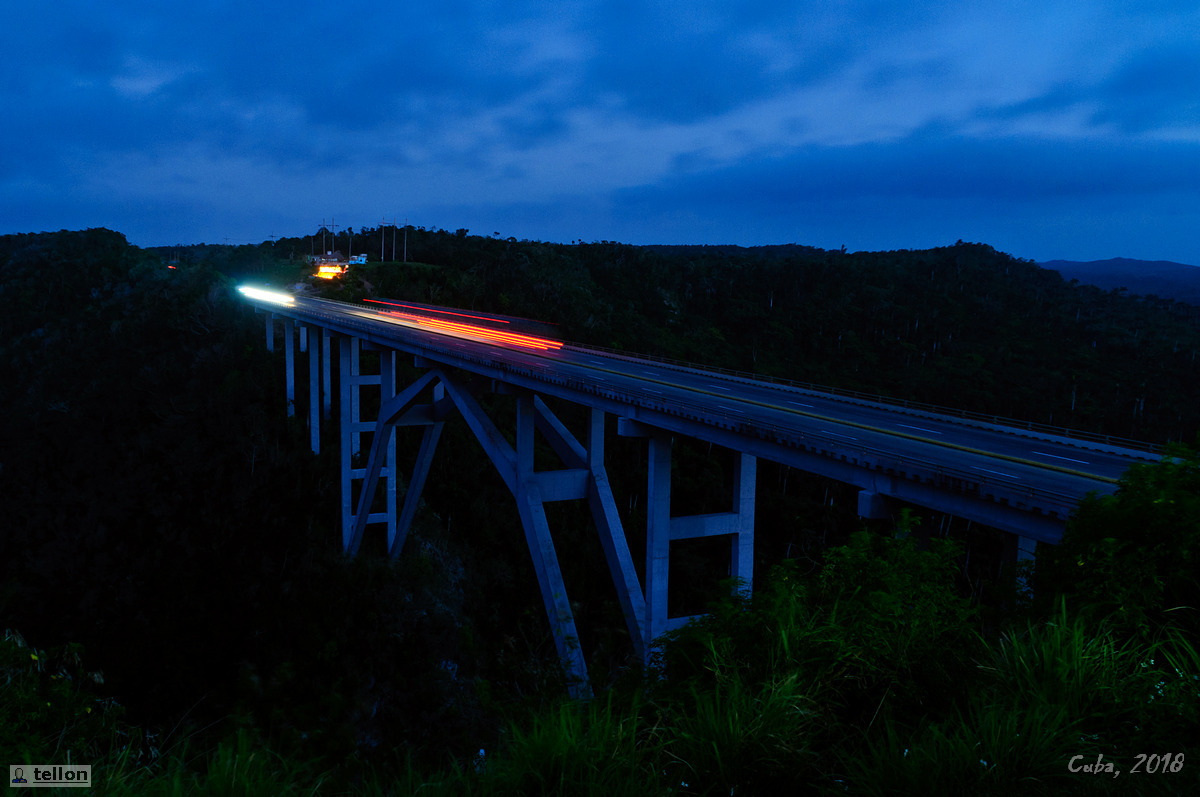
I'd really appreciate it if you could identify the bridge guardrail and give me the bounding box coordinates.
[260,300,1110,520]
[485,346,1087,519]
[564,343,1163,455]
[290,295,1162,454]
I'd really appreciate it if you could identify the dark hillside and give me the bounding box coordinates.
[4,228,1200,790]
[320,231,1200,445]
[0,230,492,763]
[1040,257,1200,306]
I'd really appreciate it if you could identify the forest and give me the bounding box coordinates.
[2,227,1198,795]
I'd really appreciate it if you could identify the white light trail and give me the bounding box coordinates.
[238,286,295,305]
[1031,451,1090,464]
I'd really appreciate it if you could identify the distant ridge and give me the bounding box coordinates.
[1040,257,1200,305]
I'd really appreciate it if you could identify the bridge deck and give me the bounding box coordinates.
[247,292,1154,544]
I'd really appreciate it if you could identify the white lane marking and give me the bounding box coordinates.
[645,388,662,394]
[787,401,814,407]
[820,430,857,440]
[1032,451,1090,465]
[898,424,943,435]
[593,376,607,381]
[972,466,1019,479]
[718,405,743,413]
[712,385,733,391]
[641,370,658,375]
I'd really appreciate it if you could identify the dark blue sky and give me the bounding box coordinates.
[4,1,1199,263]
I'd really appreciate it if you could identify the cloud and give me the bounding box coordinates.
[1092,44,1200,134]
[3,1,1200,265]
[622,133,1200,213]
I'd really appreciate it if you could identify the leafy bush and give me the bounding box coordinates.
[1042,443,1200,639]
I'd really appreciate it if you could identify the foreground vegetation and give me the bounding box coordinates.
[7,505,1199,794]
[3,228,1199,794]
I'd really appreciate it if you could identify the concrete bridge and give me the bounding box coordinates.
[240,288,1160,696]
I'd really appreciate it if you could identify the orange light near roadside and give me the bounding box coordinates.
[380,309,563,351]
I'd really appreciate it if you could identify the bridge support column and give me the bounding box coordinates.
[307,325,320,454]
[265,313,274,352]
[355,372,593,696]
[339,337,352,549]
[392,387,443,557]
[284,319,295,417]
[627,422,756,662]
[350,337,362,457]
[347,369,765,693]
[515,394,592,697]
[731,453,756,594]
[857,489,897,520]
[321,329,332,420]
[349,369,442,556]
[379,348,398,545]
[1004,533,1038,598]
[646,433,672,650]
[585,409,647,663]
[339,336,393,550]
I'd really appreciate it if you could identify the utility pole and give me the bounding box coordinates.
[392,217,396,261]
[331,219,337,255]
[404,217,408,262]
[321,218,326,255]
[381,217,386,262]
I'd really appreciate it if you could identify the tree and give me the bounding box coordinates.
[1041,441,1200,638]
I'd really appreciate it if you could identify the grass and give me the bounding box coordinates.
[6,557,1199,795]
[485,695,663,797]
[658,674,818,795]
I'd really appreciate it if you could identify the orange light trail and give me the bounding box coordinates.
[364,298,510,324]
[380,309,563,351]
